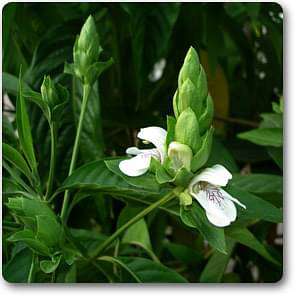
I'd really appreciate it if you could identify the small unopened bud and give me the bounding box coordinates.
[179,190,193,206]
[41,76,59,108]
[168,141,193,171]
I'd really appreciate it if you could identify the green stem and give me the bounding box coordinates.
[45,123,57,200]
[91,188,181,258]
[27,253,35,283]
[61,84,91,222]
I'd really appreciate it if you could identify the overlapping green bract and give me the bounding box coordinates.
[171,47,214,174]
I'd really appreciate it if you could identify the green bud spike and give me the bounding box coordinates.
[168,141,193,171]
[175,107,201,153]
[175,47,208,119]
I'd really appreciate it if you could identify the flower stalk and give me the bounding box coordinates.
[45,123,57,200]
[61,84,91,222]
[91,187,183,258]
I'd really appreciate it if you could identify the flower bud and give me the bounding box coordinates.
[168,141,193,171]
[179,190,193,206]
[176,46,208,119]
[41,76,59,108]
[65,15,113,85]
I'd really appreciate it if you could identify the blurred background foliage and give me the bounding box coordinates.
[2,2,283,283]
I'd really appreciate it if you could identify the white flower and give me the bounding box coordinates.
[119,126,167,177]
[188,164,246,227]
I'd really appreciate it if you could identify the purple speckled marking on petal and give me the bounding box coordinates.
[206,187,224,206]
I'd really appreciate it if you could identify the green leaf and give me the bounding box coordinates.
[40,255,62,274]
[267,146,283,169]
[99,256,187,283]
[260,113,283,128]
[199,239,235,283]
[8,230,51,256]
[16,73,38,173]
[60,160,175,217]
[3,143,33,182]
[36,215,63,247]
[226,227,280,265]
[117,204,159,261]
[165,242,203,265]
[2,72,30,96]
[237,128,283,147]
[180,202,227,254]
[3,247,33,283]
[225,186,283,223]
[231,174,283,194]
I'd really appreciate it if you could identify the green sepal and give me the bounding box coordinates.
[156,165,173,184]
[23,89,51,122]
[191,127,214,172]
[175,107,201,153]
[149,156,161,174]
[173,167,194,187]
[84,58,114,85]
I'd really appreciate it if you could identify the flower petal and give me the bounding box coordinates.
[206,211,232,227]
[126,147,161,161]
[137,127,167,162]
[190,187,237,227]
[220,188,246,209]
[189,164,232,187]
[119,154,151,177]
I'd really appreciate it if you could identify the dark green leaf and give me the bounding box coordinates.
[99,256,187,283]
[231,174,283,194]
[3,143,33,182]
[3,247,33,283]
[225,186,283,223]
[199,239,235,283]
[226,227,280,265]
[238,128,283,147]
[180,202,227,254]
[16,74,38,173]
